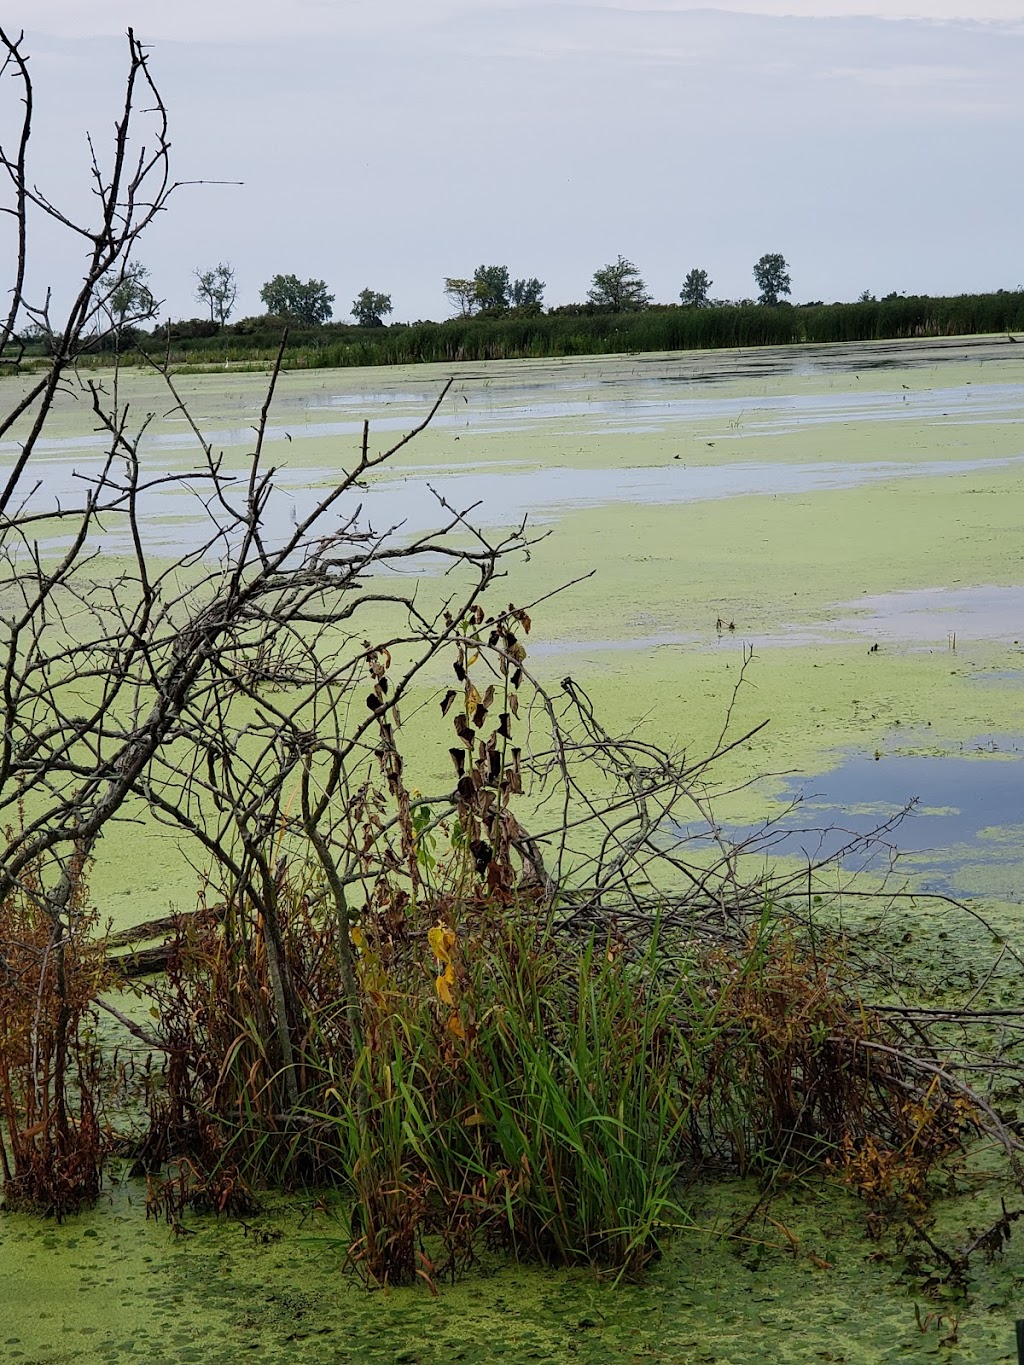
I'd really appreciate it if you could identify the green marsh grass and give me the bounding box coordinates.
[144,868,979,1289]
[44,290,1024,375]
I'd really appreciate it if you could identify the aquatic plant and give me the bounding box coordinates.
[130,620,991,1287]
[0,843,110,1217]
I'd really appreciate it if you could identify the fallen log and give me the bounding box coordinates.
[106,913,192,949]
[109,942,176,978]
[104,908,211,976]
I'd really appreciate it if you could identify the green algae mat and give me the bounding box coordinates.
[3,1180,1024,1363]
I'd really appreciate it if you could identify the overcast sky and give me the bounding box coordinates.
[4,2,1023,322]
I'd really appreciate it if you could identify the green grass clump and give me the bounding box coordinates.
[334,921,699,1281]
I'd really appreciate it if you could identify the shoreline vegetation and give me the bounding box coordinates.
[12,289,1024,374]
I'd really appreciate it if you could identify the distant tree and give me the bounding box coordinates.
[679,268,713,308]
[444,277,479,318]
[259,274,335,325]
[857,289,876,304]
[753,253,792,307]
[351,288,393,327]
[194,262,237,325]
[473,264,511,314]
[587,255,650,311]
[103,260,158,331]
[510,277,545,310]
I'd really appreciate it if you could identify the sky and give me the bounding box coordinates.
[3,2,1023,323]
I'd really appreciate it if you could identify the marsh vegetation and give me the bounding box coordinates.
[24,289,1024,377]
[3,27,1024,1365]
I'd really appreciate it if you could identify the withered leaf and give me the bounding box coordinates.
[469,838,492,874]
[453,660,466,681]
[473,704,488,729]
[440,689,457,717]
[457,775,476,802]
[509,694,519,717]
[481,685,495,710]
[449,747,466,775]
[512,668,523,689]
[497,712,511,739]
[366,693,382,711]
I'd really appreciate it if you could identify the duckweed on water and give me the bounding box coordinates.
[10,337,1022,928]
[3,1179,1024,1363]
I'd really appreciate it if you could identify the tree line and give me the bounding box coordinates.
[27,250,1021,373]
[99,252,797,333]
[96,251,1021,349]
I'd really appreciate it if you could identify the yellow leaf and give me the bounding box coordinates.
[465,682,482,714]
[428,923,456,964]
[350,925,365,949]
[436,970,455,1006]
[448,1016,467,1040]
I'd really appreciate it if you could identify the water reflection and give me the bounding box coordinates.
[678,745,1024,901]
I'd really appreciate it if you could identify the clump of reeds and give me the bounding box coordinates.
[135,610,980,1286]
[319,914,697,1282]
[0,842,110,1217]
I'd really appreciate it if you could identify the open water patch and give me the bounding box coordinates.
[679,744,1024,901]
[830,584,1024,646]
[24,452,1024,560]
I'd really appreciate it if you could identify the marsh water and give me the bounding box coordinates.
[10,334,1023,917]
[3,334,1024,1360]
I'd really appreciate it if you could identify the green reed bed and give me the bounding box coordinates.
[42,289,1024,374]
